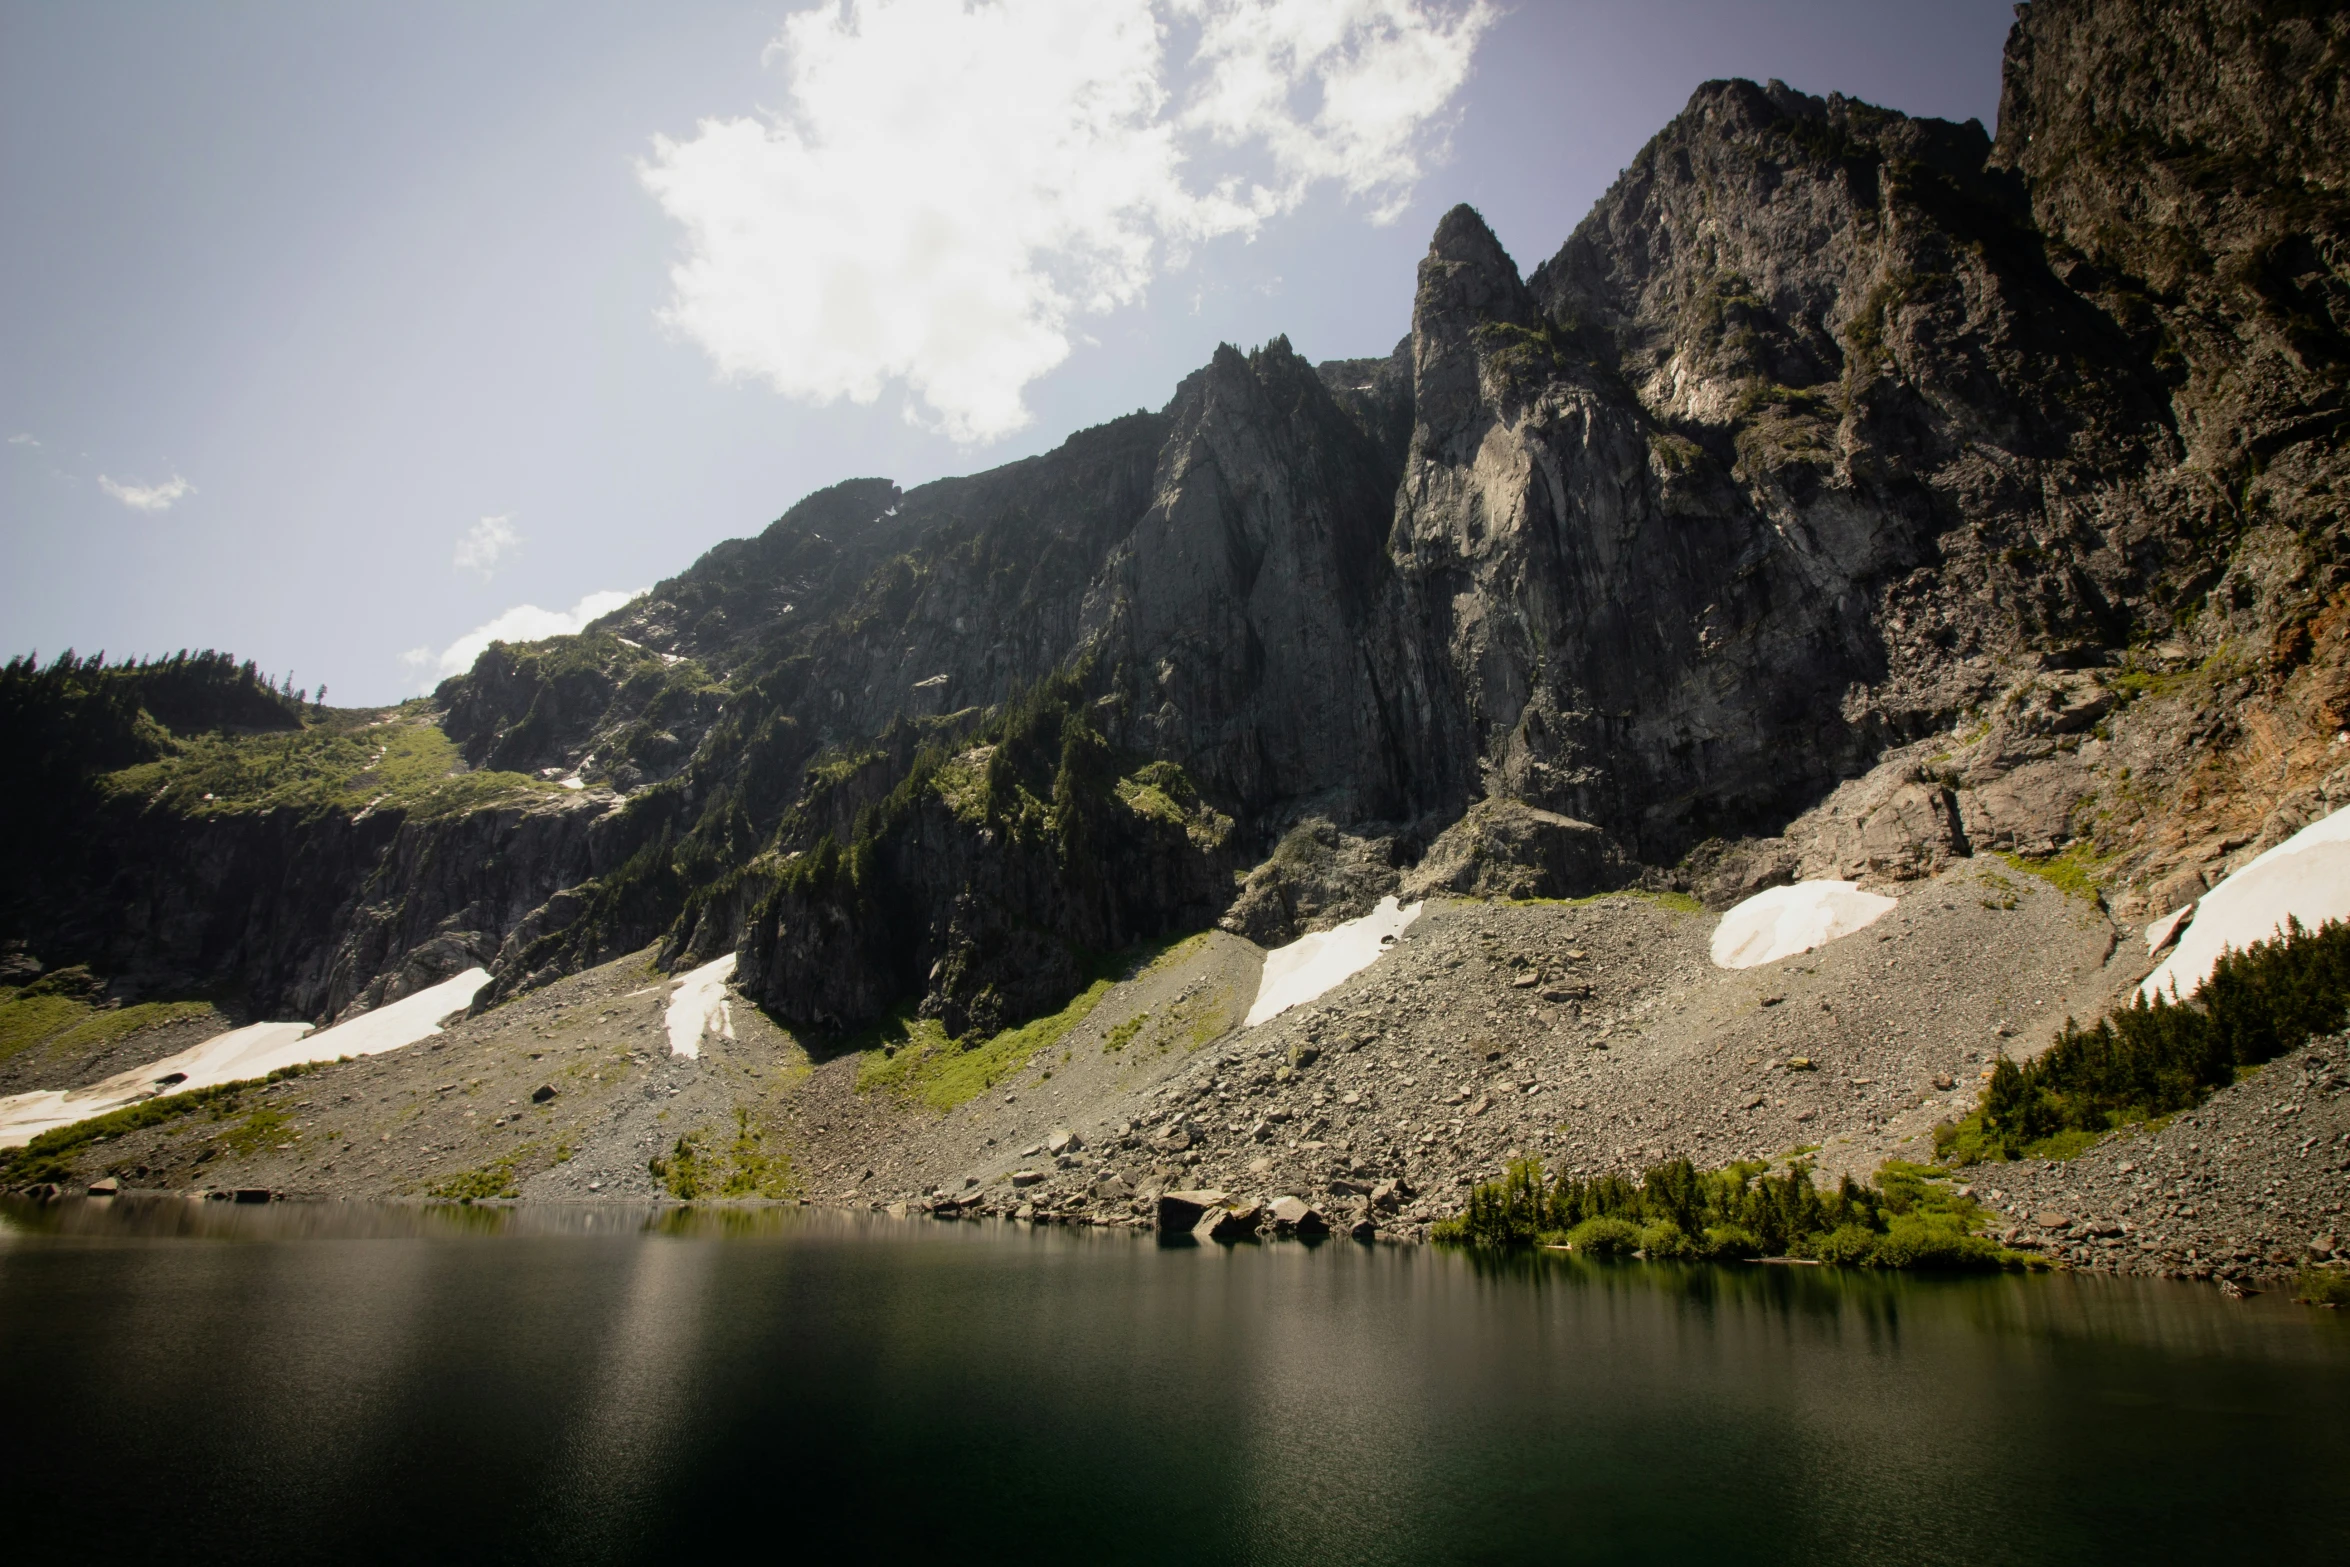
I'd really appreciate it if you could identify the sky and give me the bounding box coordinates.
[0,0,2018,705]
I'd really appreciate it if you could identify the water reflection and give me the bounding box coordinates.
[543,1225,719,1558]
[0,1199,2345,1565]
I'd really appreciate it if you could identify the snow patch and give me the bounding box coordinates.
[0,968,491,1150]
[1246,896,1422,1028]
[665,954,736,1059]
[1711,881,1898,970]
[2140,803,2350,1002]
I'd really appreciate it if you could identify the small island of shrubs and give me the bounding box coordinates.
[1434,1154,2026,1270]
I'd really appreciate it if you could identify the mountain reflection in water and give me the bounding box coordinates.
[2,1198,2345,1565]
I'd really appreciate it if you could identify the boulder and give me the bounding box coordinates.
[531,1083,557,1103]
[1046,1128,1082,1156]
[1155,1188,1230,1233]
[1218,819,1404,945]
[1267,1196,1329,1235]
[1195,1200,1263,1242]
[1401,800,1630,902]
[87,1176,120,1197]
[1009,1170,1047,1188]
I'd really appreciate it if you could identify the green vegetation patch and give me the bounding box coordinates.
[431,1156,525,1202]
[1938,916,2350,1165]
[104,712,556,821]
[1505,888,1706,916]
[857,979,1114,1111]
[1999,842,2113,904]
[1437,1154,2027,1272]
[0,1064,318,1186]
[931,747,996,823]
[1114,761,1233,849]
[213,1107,295,1159]
[649,1109,795,1200]
[0,969,217,1065]
[2294,1267,2350,1308]
[1472,317,1573,387]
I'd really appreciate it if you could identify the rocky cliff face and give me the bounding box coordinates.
[7,0,2344,1036]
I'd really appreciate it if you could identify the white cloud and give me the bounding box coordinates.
[407,588,648,689]
[453,514,523,579]
[641,0,1490,444]
[98,473,194,512]
[6,433,37,448]
[1178,0,1491,223]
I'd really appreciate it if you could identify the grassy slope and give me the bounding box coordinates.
[853,932,1216,1112]
[0,977,218,1067]
[102,705,558,821]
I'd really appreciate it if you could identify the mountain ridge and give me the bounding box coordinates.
[3,0,2344,1055]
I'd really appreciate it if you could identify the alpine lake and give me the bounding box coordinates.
[3,1197,2345,1564]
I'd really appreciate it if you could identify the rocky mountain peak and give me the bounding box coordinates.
[1417,204,1533,331]
[8,0,2346,1055]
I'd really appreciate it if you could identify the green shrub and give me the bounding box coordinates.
[1436,1151,2019,1272]
[646,1109,794,1201]
[1809,1224,1882,1266]
[1939,916,2350,1164]
[431,1159,521,1202]
[1638,1220,1693,1259]
[1700,1224,1763,1260]
[1869,1215,2006,1270]
[1432,1158,1549,1247]
[2294,1267,2350,1308]
[1567,1216,1642,1256]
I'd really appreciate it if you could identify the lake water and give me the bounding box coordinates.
[4,1199,2346,1565]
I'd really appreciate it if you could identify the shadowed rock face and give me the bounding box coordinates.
[9,1,2347,1036]
[1078,338,1424,819]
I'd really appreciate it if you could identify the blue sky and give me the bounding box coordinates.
[0,1,2015,704]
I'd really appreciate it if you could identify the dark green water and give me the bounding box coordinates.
[2,1199,2345,1565]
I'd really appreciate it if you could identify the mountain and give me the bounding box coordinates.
[5,0,2345,1051]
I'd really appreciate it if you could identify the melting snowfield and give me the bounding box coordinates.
[665,954,737,1058]
[1710,880,1899,970]
[1246,896,1423,1028]
[2141,803,2350,1002]
[0,968,492,1150]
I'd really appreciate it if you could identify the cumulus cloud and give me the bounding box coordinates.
[404,588,648,689]
[1179,0,1493,222]
[641,0,1491,444]
[453,514,523,579]
[98,473,194,512]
